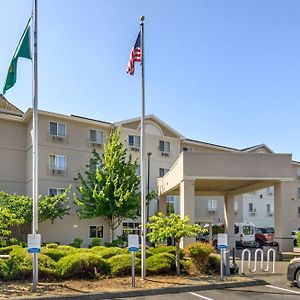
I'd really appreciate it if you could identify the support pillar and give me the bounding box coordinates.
[224,195,235,251]
[274,182,294,251]
[224,195,235,276]
[158,195,167,215]
[179,180,195,248]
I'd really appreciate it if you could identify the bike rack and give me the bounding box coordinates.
[241,248,276,274]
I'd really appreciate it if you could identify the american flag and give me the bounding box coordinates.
[126,32,141,75]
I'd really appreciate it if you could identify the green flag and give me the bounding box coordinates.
[3,18,32,95]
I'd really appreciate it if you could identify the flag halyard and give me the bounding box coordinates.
[126,32,141,76]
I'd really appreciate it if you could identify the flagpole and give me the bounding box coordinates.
[32,0,39,292]
[140,15,146,280]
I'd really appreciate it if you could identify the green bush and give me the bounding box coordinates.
[296,232,300,247]
[0,240,6,248]
[91,237,102,247]
[148,245,184,258]
[41,248,70,262]
[44,243,59,249]
[3,247,32,280]
[0,259,10,280]
[104,235,127,247]
[9,238,19,245]
[0,245,22,255]
[90,246,126,259]
[179,258,192,273]
[146,253,175,274]
[69,237,83,248]
[208,253,221,273]
[56,252,109,279]
[185,242,214,273]
[107,254,141,276]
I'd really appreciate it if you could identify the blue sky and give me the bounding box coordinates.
[1,0,299,161]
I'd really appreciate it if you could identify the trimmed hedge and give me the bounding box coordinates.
[56,252,109,279]
[0,245,22,255]
[146,253,175,274]
[107,254,141,276]
[90,246,126,259]
[208,253,221,273]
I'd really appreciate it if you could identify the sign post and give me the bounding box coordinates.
[128,234,139,287]
[217,233,228,279]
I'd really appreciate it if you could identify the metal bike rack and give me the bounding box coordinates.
[241,248,276,274]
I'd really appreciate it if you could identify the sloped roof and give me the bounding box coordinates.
[240,143,274,153]
[0,94,23,116]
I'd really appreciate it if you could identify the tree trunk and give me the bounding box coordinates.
[175,241,180,276]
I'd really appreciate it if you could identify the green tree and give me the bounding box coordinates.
[147,213,205,275]
[74,130,140,242]
[0,187,71,225]
[0,207,20,240]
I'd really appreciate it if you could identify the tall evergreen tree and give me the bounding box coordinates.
[75,130,140,241]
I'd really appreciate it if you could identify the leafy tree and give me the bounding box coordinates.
[0,207,20,240]
[0,187,71,225]
[147,213,205,275]
[75,130,140,242]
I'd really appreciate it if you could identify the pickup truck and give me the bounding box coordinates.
[255,227,278,248]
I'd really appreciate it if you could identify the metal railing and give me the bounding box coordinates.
[241,248,276,274]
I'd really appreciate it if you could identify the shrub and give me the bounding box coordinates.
[69,237,83,248]
[0,240,6,248]
[296,232,300,247]
[107,254,141,276]
[4,247,32,280]
[104,235,127,247]
[180,258,192,273]
[0,245,22,255]
[44,243,59,249]
[91,237,102,247]
[146,253,175,274]
[148,245,184,258]
[0,259,10,280]
[9,238,19,245]
[41,248,71,262]
[56,252,110,279]
[185,242,214,274]
[208,253,221,274]
[90,246,126,259]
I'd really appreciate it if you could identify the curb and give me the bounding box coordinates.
[20,278,268,300]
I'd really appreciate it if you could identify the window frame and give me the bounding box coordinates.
[49,121,66,137]
[89,225,104,238]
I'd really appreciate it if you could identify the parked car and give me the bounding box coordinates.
[255,227,278,248]
[287,257,300,288]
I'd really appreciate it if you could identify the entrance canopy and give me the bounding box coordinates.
[158,152,293,197]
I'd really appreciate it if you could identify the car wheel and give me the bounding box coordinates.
[255,240,263,248]
[296,269,300,289]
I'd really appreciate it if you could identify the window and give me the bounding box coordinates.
[49,155,66,173]
[159,168,169,177]
[249,203,254,212]
[297,187,300,197]
[122,222,141,235]
[243,226,254,235]
[183,147,192,152]
[90,129,104,144]
[266,204,271,213]
[89,225,103,238]
[49,122,66,137]
[207,199,217,213]
[89,159,101,172]
[159,140,170,153]
[128,135,140,148]
[297,168,300,178]
[135,164,140,176]
[48,188,65,196]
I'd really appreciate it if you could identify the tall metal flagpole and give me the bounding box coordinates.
[32,0,39,292]
[140,16,146,279]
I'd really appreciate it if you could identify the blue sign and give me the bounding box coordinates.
[217,244,228,250]
[128,247,139,252]
[28,248,41,253]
